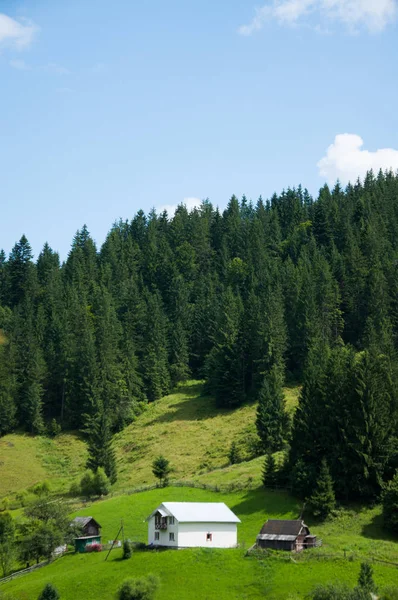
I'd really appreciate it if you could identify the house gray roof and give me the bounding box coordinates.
[147,502,241,523]
[72,516,101,529]
[259,519,309,537]
[72,517,93,527]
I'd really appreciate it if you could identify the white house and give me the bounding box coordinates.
[146,502,241,548]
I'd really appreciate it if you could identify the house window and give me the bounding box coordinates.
[206,533,212,542]
[169,516,175,525]
[169,532,175,542]
[154,532,159,541]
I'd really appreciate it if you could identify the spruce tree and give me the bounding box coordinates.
[262,453,278,488]
[38,583,60,600]
[256,366,287,453]
[86,411,117,484]
[307,459,336,520]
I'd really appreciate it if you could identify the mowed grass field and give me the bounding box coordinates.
[0,382,301,498]
[2,486,398,600]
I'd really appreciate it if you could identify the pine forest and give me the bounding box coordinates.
[1,169,398,504]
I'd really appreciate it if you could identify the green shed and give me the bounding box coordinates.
[72,517,102,553]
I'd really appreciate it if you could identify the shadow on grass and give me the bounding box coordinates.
[229,487,301,518]
[145,394,235,425]
[361,512,398,542]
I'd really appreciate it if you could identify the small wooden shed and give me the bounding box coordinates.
[256,519,316,552]
[72,517,102,553]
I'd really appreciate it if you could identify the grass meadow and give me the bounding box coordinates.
[0,381,397,599]
[0,382,300,500]
[1,486,398,600]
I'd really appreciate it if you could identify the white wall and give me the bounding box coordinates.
[147,517,178,547]
[178,522,237,548]
[148,517,238,548]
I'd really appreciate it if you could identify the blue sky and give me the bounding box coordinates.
[1,0,398,259]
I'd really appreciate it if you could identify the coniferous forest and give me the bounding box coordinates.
[1,170,398,503]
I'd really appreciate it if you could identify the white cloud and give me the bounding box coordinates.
[239,0,397,35]
[9,58,30,70]
[0,13,37,49]
[317,134,398,185]
[157,197,202,217]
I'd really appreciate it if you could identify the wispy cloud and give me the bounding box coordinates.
[0,13,38,49]
[239,0,398,35]
[42,63,70,75]
[157,197,202,217]
[317,134,398,185]
[9,58,30,70]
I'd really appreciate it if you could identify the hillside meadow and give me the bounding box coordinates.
[1,486,398,600]
[0,382,300,500]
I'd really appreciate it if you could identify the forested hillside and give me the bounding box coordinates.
[1,169,398,504]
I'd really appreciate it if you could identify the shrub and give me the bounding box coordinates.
[123,540,132,559]
[79,471,95,497]
[382,470,398,533]
[47,419,62,437]
[78,469,111,498]
[228,441,240,465]
[93,468,110,496]
[309,583,355,600]
[85,543,101,552]
[38,583,60,600]
[356,562,377,595]
[117,575,159,600]
[32,481,51,497]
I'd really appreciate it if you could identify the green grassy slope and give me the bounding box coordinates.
[3,487,398,600]
[0,381,301,498]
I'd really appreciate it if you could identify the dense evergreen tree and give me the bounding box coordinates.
[1,172,398,503]
[256,366,287,453]
[307,459,336,519]
[86,412,117,484]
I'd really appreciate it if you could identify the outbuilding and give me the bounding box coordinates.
[72,516,102,553]
[146,502,241,548]
[256,519,317,552]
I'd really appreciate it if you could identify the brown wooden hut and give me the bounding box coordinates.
[72,517,102,553]
[256,519,317,552]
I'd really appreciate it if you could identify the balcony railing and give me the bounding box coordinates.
[155,522,167,530]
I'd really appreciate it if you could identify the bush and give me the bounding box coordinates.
[356,562,377,595]
[228,441,240,465]
[123,540,132,559]
[80,471,95,497]
[78,469,111,498]
[309,583,355,600]
[38,583,60,600]
[93,468,110,496]
[47,419,62,437]
[85,542,101,552]
[32,481,51,497]
[382,470,398,533]
[117,575,159,600]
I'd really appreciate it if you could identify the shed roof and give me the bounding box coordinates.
[72,517,101,529]
[259,520,308,537]
[147,502,241,523]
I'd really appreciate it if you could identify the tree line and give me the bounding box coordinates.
[1,169,398,499]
